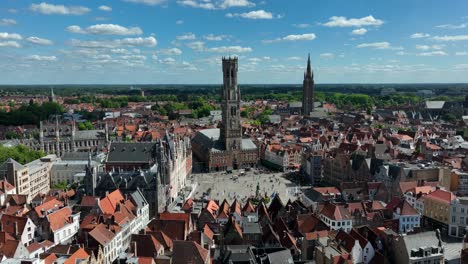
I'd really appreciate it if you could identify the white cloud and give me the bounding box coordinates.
[351,28,367,35]
[177,0,216,9]
[0,19,17,26]
[415,44,444,50]
[417,51,447,56]
[30,2,90,15]
[356,42,402,50]
[98,5,112,11]
[181,61,198,71]
[286,56,302,61]
[454,64,468,70]
[157,47,183,55]
[27,55,57,61]
[0,32,22,40]
[26,36,53,45]
[410,33,430,38]
[123,0,167,6]
[203,34,229,41]
[322,15,383,27]
[162,57,176,64]
[219,0,255,8]
[177,0,254,10]
[176,33,196,40]
[70,36,157,48]
[263,33,316,43]
[293,24,311,28]
[433,35,468,41]
[436,23,468,29]
[0,41,21,48]
[121,55,146,60]
[320,53,334,58]
[186,41,205,51]
[176,20,184,25]
[455,51,468,56]
[207,46,252,53]
[67,24,143,36]
[110,49,129,54]
[226,10,276,20]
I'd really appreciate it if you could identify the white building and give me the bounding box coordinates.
[0,155,56,202]
[25,155,56,199]
[319,203,352,232]
[404,186,434,214]
[0,215,37,247]
[449,197,468,238]
[46,206,80,245]
[392,200,421,233]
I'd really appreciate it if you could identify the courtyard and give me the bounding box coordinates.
[189,168,303,204]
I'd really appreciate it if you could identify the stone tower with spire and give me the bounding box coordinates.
[302,54,315,116]
[220,57,242,152]
[49,88,56,103]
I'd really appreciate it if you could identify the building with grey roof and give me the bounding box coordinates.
[39,117,108,157]
[393,230,444,264]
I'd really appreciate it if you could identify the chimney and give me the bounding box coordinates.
[14,221,18,236]
[133,241,138,257]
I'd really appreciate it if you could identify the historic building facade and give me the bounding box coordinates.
[81,133,191,216]
[192,57,258,172]
[39,117,108,156]
[302,54,315,116]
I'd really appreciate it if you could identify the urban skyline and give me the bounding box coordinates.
[1,0,468,84]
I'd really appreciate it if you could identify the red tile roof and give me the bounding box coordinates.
[0,180,15,192]
[89,223,115,246]
[425,189,456,204]
[99,190,125,214]
[159,212,191,232]
[35,198,64,218]
[320,203,351,221]
[0,240,20,258]
[47,207,73,232]
[64,248,89,264]
[172,241,209,264]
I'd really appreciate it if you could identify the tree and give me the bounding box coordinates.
[0,145,45,164]
[78,121,94,130]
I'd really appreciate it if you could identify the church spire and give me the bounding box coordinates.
[306,53,312,78]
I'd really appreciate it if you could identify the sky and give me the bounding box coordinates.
[1,0,468,84]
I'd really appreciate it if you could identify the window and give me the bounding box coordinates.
[461,217,465,225]
[462,208,465,214]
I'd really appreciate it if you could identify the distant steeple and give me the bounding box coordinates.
[49,88,56,103]
[306,53,312,78]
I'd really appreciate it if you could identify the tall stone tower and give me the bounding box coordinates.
[302,54,315,116]
[49,88,56,103]
[220,57,242,152]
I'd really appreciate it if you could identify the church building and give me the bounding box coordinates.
[302,54,315,116]
[192,57,258,172]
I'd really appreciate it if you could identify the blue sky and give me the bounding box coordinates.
[1,0,468,84]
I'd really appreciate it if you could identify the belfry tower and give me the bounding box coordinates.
[302,54,315,116]
[220,57,242,152]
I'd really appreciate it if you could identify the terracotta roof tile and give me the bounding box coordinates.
[89,223,115,246]
[172,241,209,264]
[34,198,64,218]
[64,248,89,264]
[99,190,125,214]
[425,189,456,204]
[47,206,73,232]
